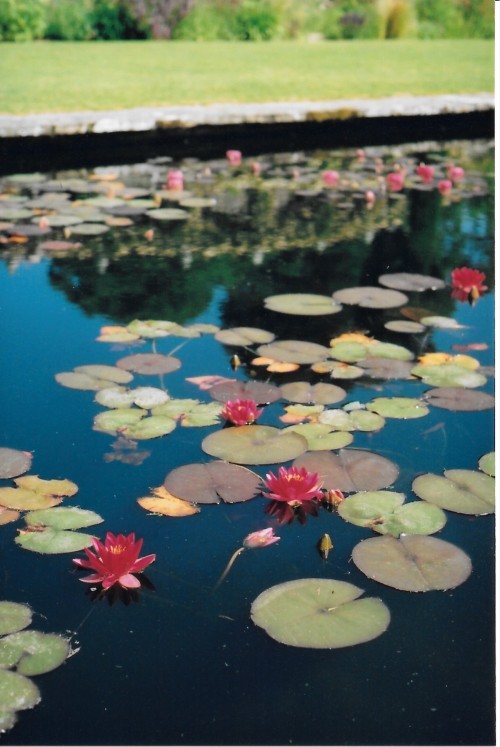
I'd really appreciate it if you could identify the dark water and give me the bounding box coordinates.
[0,138,494,746]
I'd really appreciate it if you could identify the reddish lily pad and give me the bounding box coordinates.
[263,293,342,316]
[378,273,445,291]
[251,578,390,649]
[412,470,495,515]
[357,358,414,380]
[116,354,181,375]
[208,379,281,405]
[202,425,308,465]
[137,486,200,516]
[256,340,330,364]
[332,286,408,308]
[0,602,32,636]
[214,327,275,346]
[163,461,261,504]
[423,387,495,411]
[0,448,32,479]
[293,449,399,491]
[279,382,346,405]
[351,535,472,591]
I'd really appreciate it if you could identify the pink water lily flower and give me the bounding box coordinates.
[415,163,435,184]
[221,398,263,426]
[386,171,404,192]
[447,165,465,182]
[451,267,487,304]
[73,532,156,590]
[165,169,184,191]
[322,170,339,187]
[438,179,453,196]
[263,466,324,506]
[243,527,280,549]
[226,150,242,166]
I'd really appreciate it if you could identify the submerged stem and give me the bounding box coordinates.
[213,547,246,590]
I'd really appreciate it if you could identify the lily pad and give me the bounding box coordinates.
[328,341,371,363]
[384,320,426,334]
[74,365,134,385]
[13,476,78,498]
[0,710,17,733]
[0,448,32,479]
[251,578,390,649]
[412,470,495,515]
[293,449,399,492]
[208,380,281,405]
[366,397,429,419]
[178,403,224,427]
[24,507,103,530]
[0,631,69,676]
[94,387,136,409]
[357,358,414,380]
[423,387,495,411]
[351,535,472,591]
[137,486,200,517]
[0,602,32,636]
[0,669,40,711]
[163,461,261,504]
[15,528,95,554]
[318,409,385,432]
[202,425,308,465]
[131,387,170,409]
[263,293,342,316]
[283,424,353,450]
[332,286,408,309]
[311,361,364,379]
[256,340,330,364]
[126,319,176,338]
[420,316,464,329]
[121,415,177,440]
[146,208,189,220]
[214,327,275,346]
[67,223,109,235]
[279,382,346,405]
[411,364,486,388]
[368,342,414,361]
[93,408,146,436]
[478,452,495,477]
[0,508,20,526]
[338,491,446,536]
[378,273,445,291]
[0,488,61,511]
[116,353,182,375]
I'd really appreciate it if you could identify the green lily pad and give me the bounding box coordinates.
[332,286,408,309]
[214,327,275,346]
[126,319,176,338]
[378,273,445,291]
[279,382,346,405]
[257,340,330,364]
[0,448,32,479]
[479,452,495,477]
[338,491,446,536]
[384,320,426,334]
[151,398,201,418]
[178,402,224,427]
[311,361,364,379]
[318,409,385,432]
[146,208,189,220]
[163,461,261,504]
[351,535,472,592]
[0,669,40,711]
[116,353,182,375]
[0,709,17,733]
[208,380,281,405]
[68,223,110,235]
[74,365,134,385]
[412,470,495,515]
[293,449,399,492]
[0,631,69,676]
[263,293,342,316]
[411,364,486,388]
[93,408,146,436]
[15,528,95,554]
[121,415,177,440]
[0,602,32,636]
[283,424,353,450]
[368,342,414,361]
[202,425,308,465]
[55,371,112,391]
[328,341,371,363]
[24,507,104,530]
[366,397,429,419]
[251,578,390,649]
[179,197,217,208]
[423,387,495,411]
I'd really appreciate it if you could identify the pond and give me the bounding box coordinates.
[0,137,495,746]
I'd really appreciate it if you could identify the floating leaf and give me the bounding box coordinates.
[411,364,486,388]
[0,488,60,511]
[208,380,281,405]
[146,208,189,220]
[412,470,495,515]
[0,508,20,526]
[0,631,70,676]
[328,341,370,363]
[116,353,181,375]
[283,424,353,450]
[24,507,103,530]
[0,602,32,636]
[67,223,109,235]
[338,491,446,536]
[251,357,300,373]
[366,397,429,419]
[214,327,275,346]
[74,365,134,385]
[280,382,346,405]
[126,319,176,338]
[137,486,199,517]
[121,415,177,440]
[351,535,472,591]
[251,578,390,649]
[368,342,414,361]
[15,528,95,554]
[0,669,40,712]
[14,476,78,498]
[94,387,136,409]
[263,293,342,316]
[318,409,385,432]
[163,461,261,504]
[179,403,224,427]
[423,387,495,411]
[256,340,330,364]
[311,361,364,379]
[356,358,414,380]
[332,286,408,308]
[384,320,426,334]
[479,452,495,477]
[93,408,146,436]
[293,449,399,492]
[279,404,325,424]
[420,316,464,329]
[131,387,170,409]
[0,710,17,733]
[55,372,112,391]
[96,326,140,343]
[202,425,308,465]
[378,273,445,291]
[0,449,32,479]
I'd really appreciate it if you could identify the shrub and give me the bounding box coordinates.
[172,1,238,39]
[0,0,46,40]
[322,1,380,40]
[233,0,281,40]
[377,0,416,39]
[45,0,93,40]
[415,0,464,38]
[90,0,148,39]
[122,1,194,39]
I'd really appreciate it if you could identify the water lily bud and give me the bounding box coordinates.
[447,165,465,182]
[226,150,242,166]
[438,179,453,196]
[166,169,184,191]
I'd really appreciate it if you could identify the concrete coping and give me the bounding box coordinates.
[0,93,493,138]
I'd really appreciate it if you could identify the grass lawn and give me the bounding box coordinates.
[0,39,493,115]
